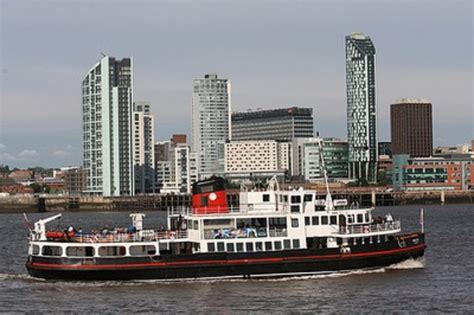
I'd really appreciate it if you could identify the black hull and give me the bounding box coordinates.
[26,233,426,281]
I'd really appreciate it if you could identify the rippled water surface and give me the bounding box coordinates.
[1,204,473,313]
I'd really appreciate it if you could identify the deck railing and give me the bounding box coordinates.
[334,220,401,235]
[45,230,190,244]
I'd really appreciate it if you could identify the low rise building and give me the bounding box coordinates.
[224,140,291,180]
[292,137,348,182]
[63,167,87,194]
[154,136,198,193]
[392,154,474,191]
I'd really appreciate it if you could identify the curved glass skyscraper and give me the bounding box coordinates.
[345,33,377,183]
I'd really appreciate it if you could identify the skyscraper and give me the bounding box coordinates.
[391,98,433,157]
[231,107,314,142]
[192,74,231,179]
[345,32,377,182]
[133,102,155,194]
[82,56,134,196]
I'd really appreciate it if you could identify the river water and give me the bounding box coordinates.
[0,204,473,313]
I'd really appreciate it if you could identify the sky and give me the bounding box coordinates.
[0,0,473,168]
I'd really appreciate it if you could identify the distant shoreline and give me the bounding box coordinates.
[0,190,473,214]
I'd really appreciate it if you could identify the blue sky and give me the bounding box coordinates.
[0,0,472,168]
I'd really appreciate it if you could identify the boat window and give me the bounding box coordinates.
[330,216,337,225]
[200,196,208,206]
[99,246,126,257]
[66,246,95,257]
[31,244,40,255]
[262,194,270,202]
[305,217,310,226]
[226,243,235,252]
[357,214,363,223]
[283,239,291,249]
[291,195,301,204]
[274,241,282,250]
[312,216,319,225]
[321,216,328,225]
[42,246,62,257]
[293,239,300,249]
[365,213,369,222]
[291,205,300,213]
[291,218,299,228]
[187,220,193,230]
[217,242,225,252]
[283,195,288,202]
[304,194,313,202]
[348,215,354,224]
[207,243,215,252]
[194,220,199,230]
[130,245,156,256]
[236,243,244,252]
[204,219,232,226]
[246,243,254,252]
[265,241,272,251]
[255,242,263,251]
[269,217,287,228]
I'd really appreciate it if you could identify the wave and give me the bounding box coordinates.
[386,257,425,270]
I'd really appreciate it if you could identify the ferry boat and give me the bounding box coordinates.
[25,176,426,281]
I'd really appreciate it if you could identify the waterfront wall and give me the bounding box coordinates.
[0,191,472,213]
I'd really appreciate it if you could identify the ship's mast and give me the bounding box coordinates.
[318,138,334,211]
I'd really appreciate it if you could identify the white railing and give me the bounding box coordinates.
[334,220,401,235]
[168,206,268,216]
[43,230,189,244]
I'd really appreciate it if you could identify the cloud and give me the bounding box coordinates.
[17,149,40,160]
[51,150,71,157]
[0,144,6,150]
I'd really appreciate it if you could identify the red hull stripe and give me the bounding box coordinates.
[30,244,426,270]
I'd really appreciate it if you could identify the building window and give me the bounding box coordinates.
[304,194,313,202]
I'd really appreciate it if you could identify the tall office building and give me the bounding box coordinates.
[133,102,155,194]
[82,56,134,196]
[192,74,231,179]
[391,98,433,157]
[232,107,314,142]
[346,32,378,183]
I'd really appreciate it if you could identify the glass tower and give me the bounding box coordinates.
[345,32,377,183]
[82,56,134,196]
[192,74,231,180]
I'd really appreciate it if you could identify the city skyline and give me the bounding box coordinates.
[1,1,472,168]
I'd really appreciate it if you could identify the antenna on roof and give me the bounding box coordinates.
[100,52,107,57]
